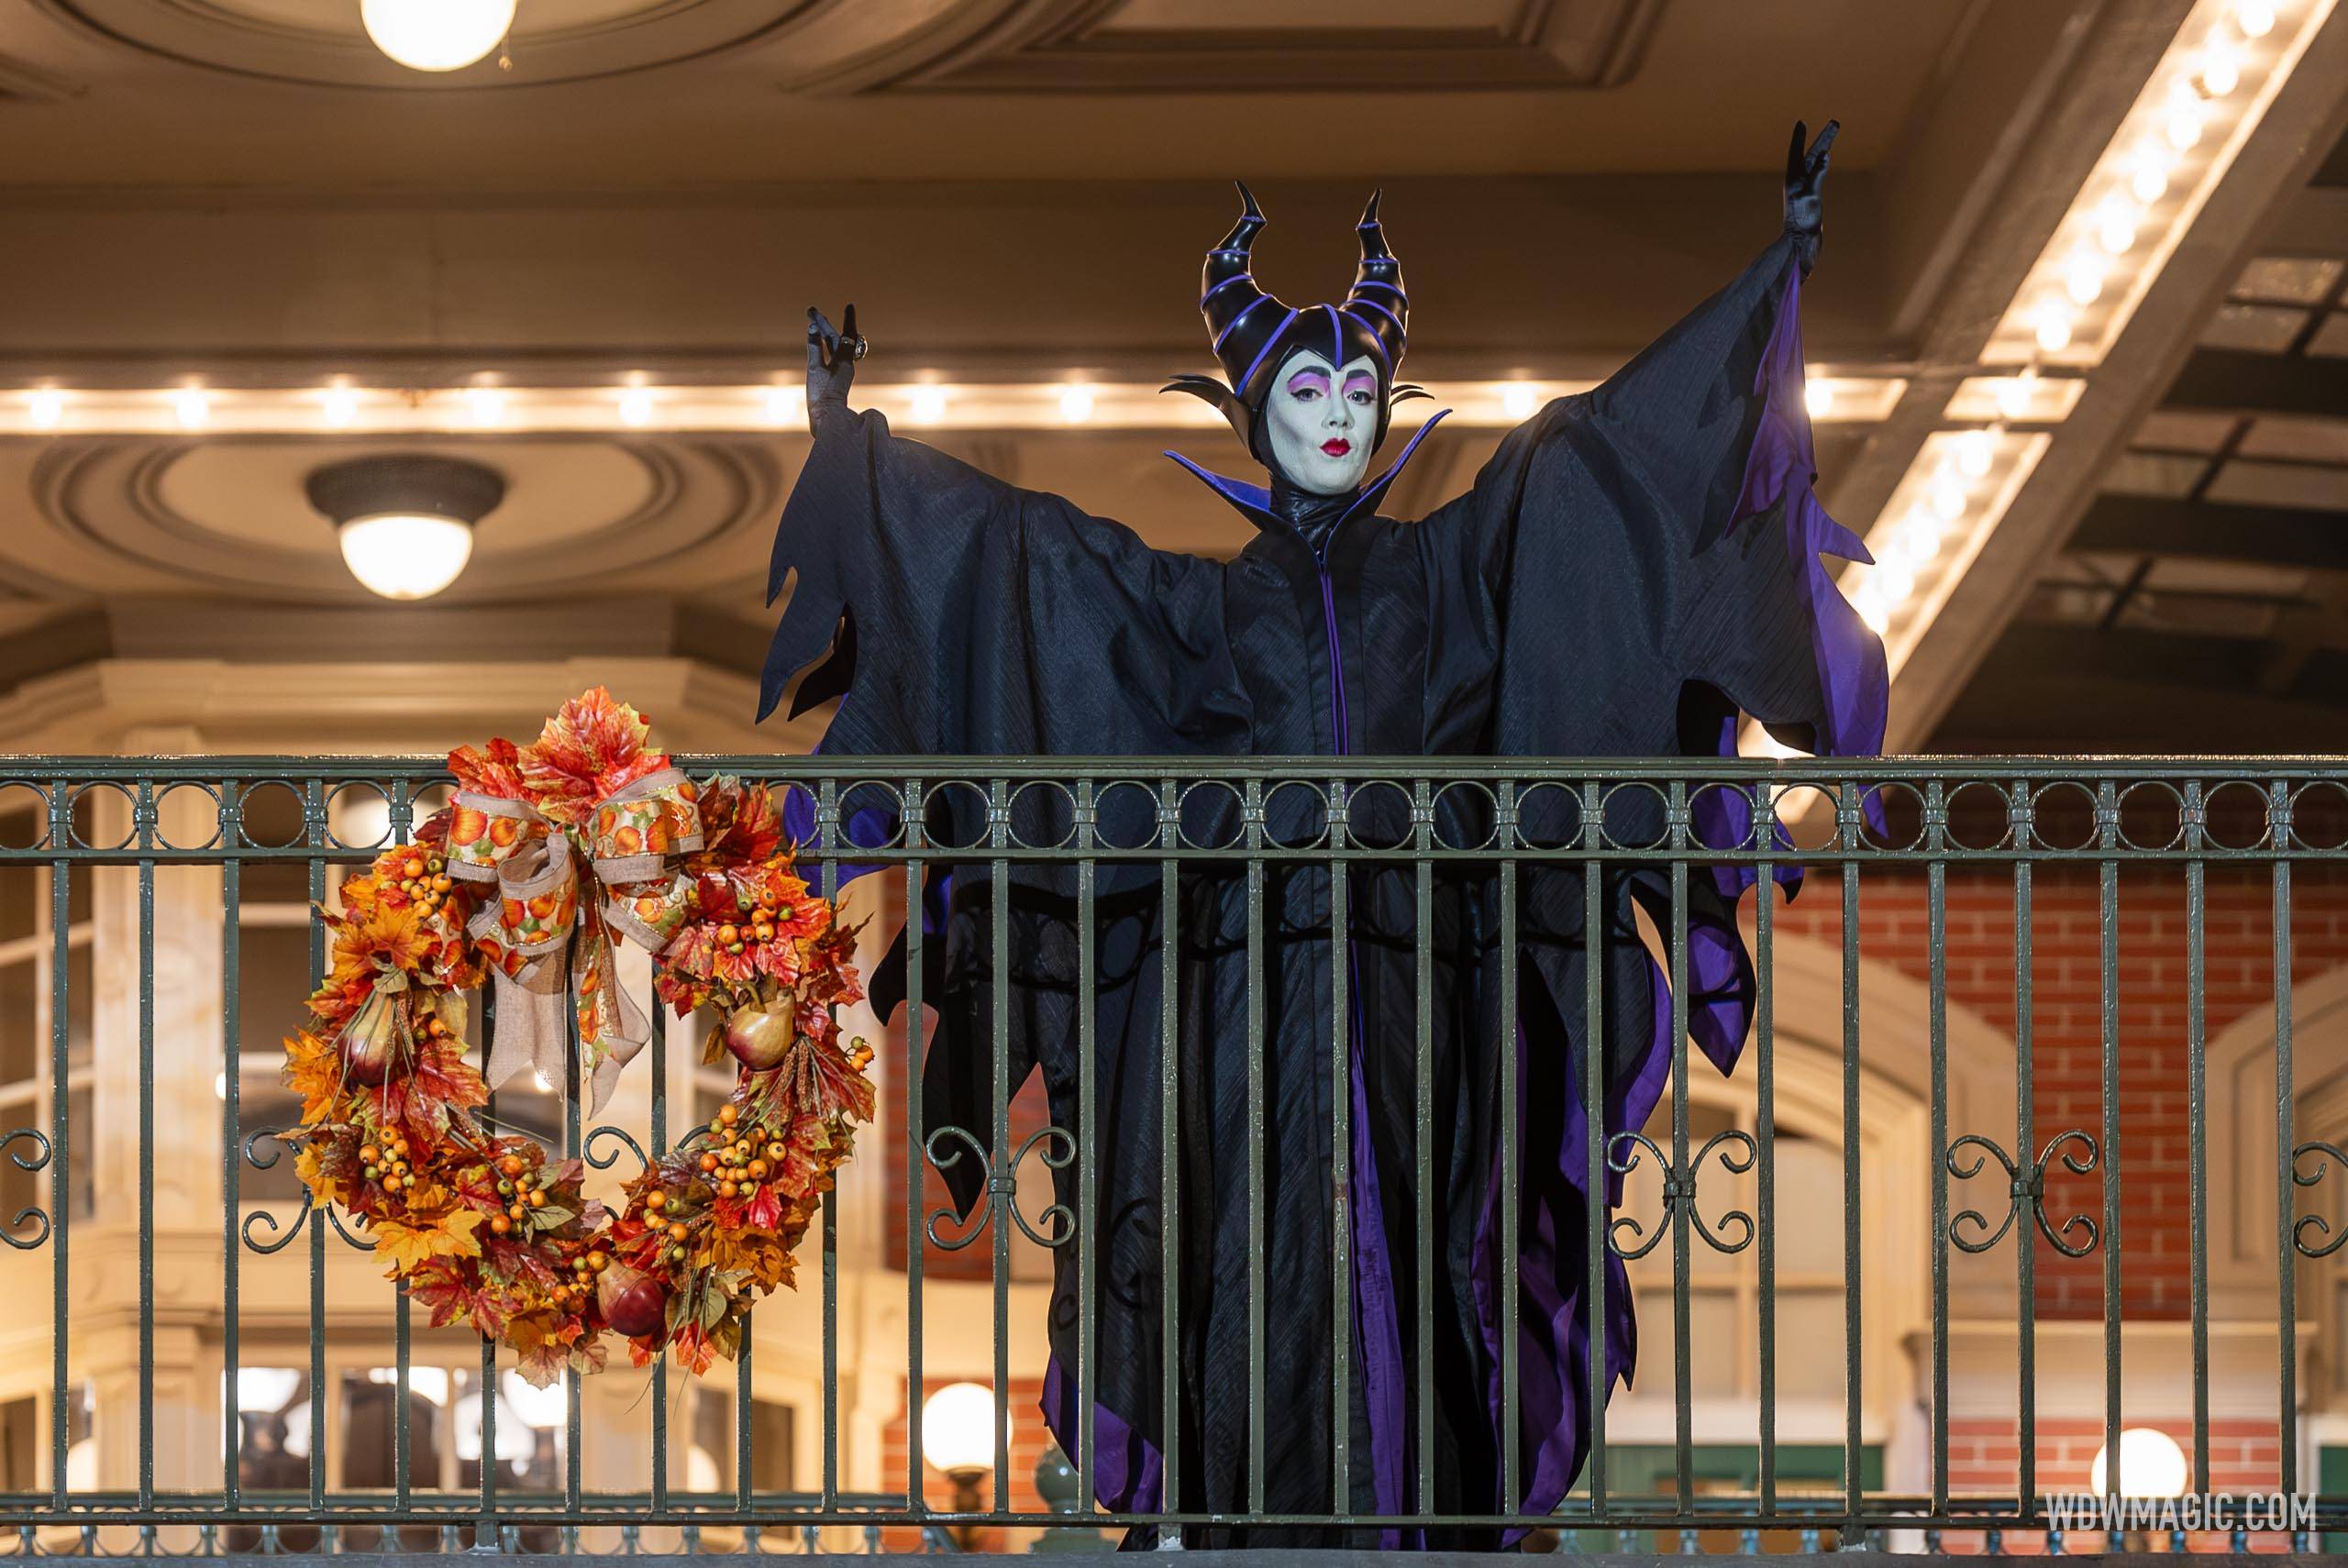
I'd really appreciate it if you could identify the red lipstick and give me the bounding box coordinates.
[1321,438,1352,457]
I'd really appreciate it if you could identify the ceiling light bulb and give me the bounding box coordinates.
[2094,197,2139,256]
[1058,384,1095,424]
[1899,509,1944,564]
[1804,380,1835,420]
[1877,558,1915,606]
[2032,302,2075,354]
[1956,430,1995,478]
[174,388,210,430]
[2164,92,2205,151]
[764,386,803,426]
[1501,383,1541,421]
[2236,0,2276,39]
[2129,150,2172,205]
[2064,250,2107,306]
[2198,39,2242,96]
[467,387,506,427]
[1997,368,2040,421]
[619,387,655,427]
[338,514,474,600]
[322,385,360,429]
[909,386,948,425]
[28,389,63,431]
[360,0,516,72]
[1930,478,1966,522]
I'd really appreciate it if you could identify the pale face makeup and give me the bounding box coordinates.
[1262,348,1379,495]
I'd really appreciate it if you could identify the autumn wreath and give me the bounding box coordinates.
[282,690,872,1383]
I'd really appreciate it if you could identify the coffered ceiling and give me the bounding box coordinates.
[0,0,2338,756]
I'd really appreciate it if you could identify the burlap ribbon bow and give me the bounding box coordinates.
[446,769,703,1114]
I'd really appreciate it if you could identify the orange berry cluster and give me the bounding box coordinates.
[715,904,782,956]
[360,1131,416,1196]
[693,1101,782,1201]
[636,1185,694,1264]
[559,1245,611,1308]
[393,852,457,917]
[490,1150,553,1236]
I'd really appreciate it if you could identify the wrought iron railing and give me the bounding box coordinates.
[0,756,2339,1554]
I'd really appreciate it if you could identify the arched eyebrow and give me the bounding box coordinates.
[1285,366,1332,395]
[1341,369,1378,396]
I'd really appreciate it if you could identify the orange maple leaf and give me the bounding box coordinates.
[515,688,670,823]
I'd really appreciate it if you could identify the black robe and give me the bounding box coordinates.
[761,231,1888,1545]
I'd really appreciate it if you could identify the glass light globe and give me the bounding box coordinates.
[2090,1427,2188,1498]
[338,513,474,600]
[360,0,516,72]
[919,1382,1002,1477]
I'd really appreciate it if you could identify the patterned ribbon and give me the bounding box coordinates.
[445,769,703,1114]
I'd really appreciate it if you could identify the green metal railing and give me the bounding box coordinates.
[0,755,2339,1555]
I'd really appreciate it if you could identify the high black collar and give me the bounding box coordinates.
[1165,411,1450,545]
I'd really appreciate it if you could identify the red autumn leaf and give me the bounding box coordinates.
[745,1183,782,1231]
[447,736,526,800]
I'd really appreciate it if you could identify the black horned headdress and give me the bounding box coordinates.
[1163,182,1428,457]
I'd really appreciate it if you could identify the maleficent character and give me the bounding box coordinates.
[761,123,1888,1548]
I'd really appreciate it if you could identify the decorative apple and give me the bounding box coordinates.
[597,1263,670,1338]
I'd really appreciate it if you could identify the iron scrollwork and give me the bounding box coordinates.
[2291,1139,2348,1257]
[0,1129,52,1249]
[1946,1129,2099,1257]
[923,1121,1078,1251]
[1605,1126,1757,1260]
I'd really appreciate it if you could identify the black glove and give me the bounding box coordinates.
[805,304,865,438]
[1783,119,1838,275]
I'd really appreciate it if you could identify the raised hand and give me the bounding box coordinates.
[805,304,866,437]
[1782,119,1838,274]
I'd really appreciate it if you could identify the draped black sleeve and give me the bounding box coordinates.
[759,406,1248,756]
[1418,229,1886,768]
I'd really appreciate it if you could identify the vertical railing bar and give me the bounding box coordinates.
[393,782,417,1516]
[2097,782,2121,1499]
[1498,778,1520,1520]
[1927,780,1949,1518]
[1413,777,1434,1520]
[1581,779,1607,1518]
[991,777,1013,1515]
[306,780,328,1515]
[47,778,70,1516]
[1245,776,1267,1516]
[1755,779,1777,1515]
[1329,778,1353,1516]
[650,1000,670,1516]
[1839,780,1861,1529]
[2185,781,2210,1496]
[2274,779,2297,1497]
[563,928,583,1518]
[1667,818,1691,1515]
[737,1329,755,1516]
[903,779,927,1515]
[819,777,841,1515]
[479,1072,499,1548]
[137,778,156,1515]
[1076,778,1098,1508]
[1157,778,1181,1524]
[2012,785,2037,1518]
[220,779,243,1513]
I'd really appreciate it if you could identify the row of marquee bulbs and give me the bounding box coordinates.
[1849,427,2004,636]
[2024,0,2279,356]
[12,377,1861,434]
